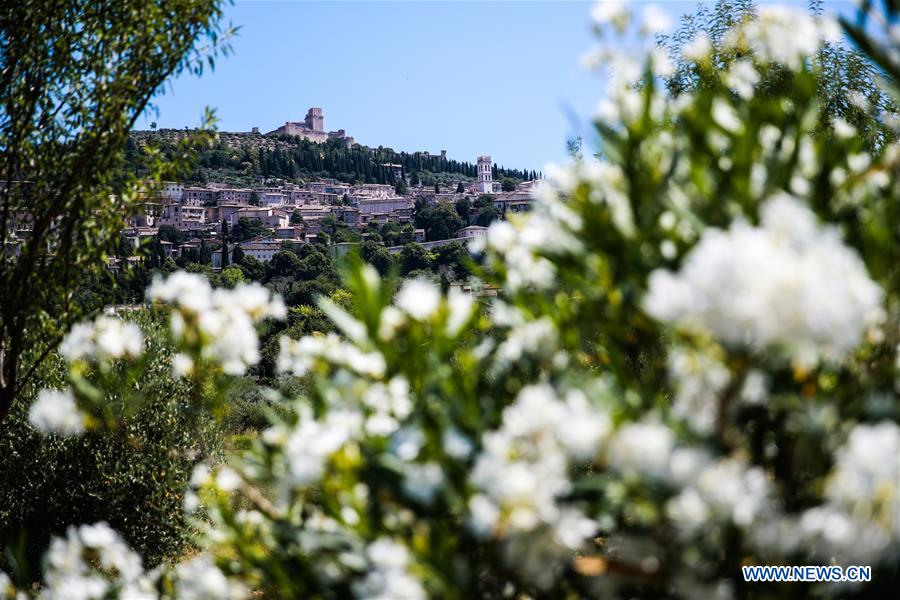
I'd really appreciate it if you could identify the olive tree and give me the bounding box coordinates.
[0,0,233,421]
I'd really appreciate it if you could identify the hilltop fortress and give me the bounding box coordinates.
[259,107,354,146]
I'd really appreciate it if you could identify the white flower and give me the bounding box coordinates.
[739,370,769,405]
[396,279,440,321]
[401,461,444,504]
[0,571,11,594]
[172,352,194,378]
[391,426,425,462]
[224,282,287,320]
[608,420,675,477]
[175,555,246,600]
[683,33,711,62]
[826,422,900,536]
[667,456,773,533]
[445,288,475,338]
[443,428,473,459]
[28,389,84,436]
[558,388,611,459]
[833,117,857,140]
[794,504,896,564]
[485,220,516,252]
[147,271,212,313]
[468,494,500,536]
[591,1,629,32]
[712,99,741,133]
[729,6,821,69]
[59,316,143,363]
[726,60,759,99]
[645,194,883,364]
[667,487,711,529]
[150,272,285,375]
[469,382,606,585]
[553,508,598,550]
[282,408,362,486]
[277,334,386,379]
[494,317,558,367]
[362,377,412,437]
[668,346,730,434]
[190,463,211,487]
[216,467,242,492]
[641,5,671,35]
[42,522,154,600]
[353,538,425,600]
[377,306,406,341]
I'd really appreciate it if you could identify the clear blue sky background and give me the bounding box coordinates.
[138,1,853,172]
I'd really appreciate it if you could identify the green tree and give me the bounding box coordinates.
[157,225,184,246]
[473,194,494,210]
[454,197,470,223]
[433,242,470,281]
[231,245,245,265]
[237,255,264,282]
[290,210,303,226]
[359,240,395,277]
[658,0,897,152]
[434,181,440,194]
[249,190,260,206]
[199,238,211,265]
[475,205,500,227]
[399,243,433,275]
[0,0,230,418]
[416,202,463,241]
[217,266,244,288]
[395,177,408,196]
[501,178,517,192]
[456,181,465,193]
[220,220,230,267]
[266,251,302,280]
[232,217,271,242]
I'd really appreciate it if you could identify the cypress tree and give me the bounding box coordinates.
[221,219,230,267]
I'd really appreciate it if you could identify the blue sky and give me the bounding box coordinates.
[138,1,853,172]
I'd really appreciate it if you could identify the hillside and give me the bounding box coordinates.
[126,129,539,187]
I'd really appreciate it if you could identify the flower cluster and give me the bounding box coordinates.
[645,194,883,365]
[666,454,773,533]
[352,538,425,600]
[148,271,286,375]
[59,316,144,364]
[469,384,609,587]
[27,388,85,435]
[40,522,157,600]
[277,333,386,379]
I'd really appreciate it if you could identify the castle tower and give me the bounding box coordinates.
[305,107,324,132]
[477,155,493,193]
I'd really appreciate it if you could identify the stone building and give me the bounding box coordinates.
[265,107,355,146]
[476,155,493,193]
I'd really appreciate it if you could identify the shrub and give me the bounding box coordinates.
[0,311,216,573]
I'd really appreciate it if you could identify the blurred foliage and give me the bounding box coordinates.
[0,0,233,420]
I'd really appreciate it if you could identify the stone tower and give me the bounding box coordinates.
[477,155,493,193]
[305,107,324,132]
[477,155,493,184]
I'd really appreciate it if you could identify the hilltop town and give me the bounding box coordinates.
[4,108,540,279]
[115,154,537,270]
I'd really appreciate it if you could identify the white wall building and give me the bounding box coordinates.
[476,155,493,194]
